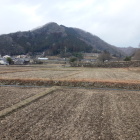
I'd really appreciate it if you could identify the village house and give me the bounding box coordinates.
[13,58,30,65]
[15,55,28,58]
[3,55,11,58]
[0,58,9,65]
[84,53,99,57]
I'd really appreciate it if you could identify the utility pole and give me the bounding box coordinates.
[64,46,67,62]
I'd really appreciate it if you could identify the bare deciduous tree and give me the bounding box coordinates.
[133,49,140,60]
[98,51,112,62]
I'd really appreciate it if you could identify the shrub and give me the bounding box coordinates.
[69,57,77,62]
[124,56,131,61]
[6,57,13,65]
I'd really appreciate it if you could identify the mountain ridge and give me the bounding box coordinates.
[0,22,124,56]
[119,47,139,56]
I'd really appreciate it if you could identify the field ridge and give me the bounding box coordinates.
[0,78,140,90]
[0,86,60,118]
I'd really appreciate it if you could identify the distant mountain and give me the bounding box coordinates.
[0,22,124,56]
[119,47,138,56]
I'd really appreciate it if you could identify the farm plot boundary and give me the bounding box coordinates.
[0,78,140,90]
[0,86,60,118]
[0,88,139,140]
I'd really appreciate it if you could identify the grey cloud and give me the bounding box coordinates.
[0,0,140,47]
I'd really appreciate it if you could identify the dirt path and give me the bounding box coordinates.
[0,88,140,140]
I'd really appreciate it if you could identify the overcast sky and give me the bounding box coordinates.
[0,0,140,47]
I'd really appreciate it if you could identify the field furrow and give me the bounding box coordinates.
[0,87,139,140]
[0,87,48,111]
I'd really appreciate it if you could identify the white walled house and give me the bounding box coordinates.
[38,57,48,60]
[0,58,9,65]
[3,55,11,58]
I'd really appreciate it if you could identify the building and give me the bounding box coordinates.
[38,57,48,60]
[0,58,9,65]
[3,55,11,58]
[13,58,30,65]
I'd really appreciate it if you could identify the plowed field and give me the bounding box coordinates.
[0,86,48,111]
[0,87,140,140]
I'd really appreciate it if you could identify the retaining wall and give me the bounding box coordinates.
[70,61,140,68]
[0,78,140,90]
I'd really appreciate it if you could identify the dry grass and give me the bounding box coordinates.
[0,66,140,81]
[0,77,140,90]
[0,65,140,89]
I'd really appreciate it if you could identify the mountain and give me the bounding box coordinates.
[0,22,124,56]
[119,47,139,56]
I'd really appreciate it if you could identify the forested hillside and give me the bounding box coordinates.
[0,22,124,56]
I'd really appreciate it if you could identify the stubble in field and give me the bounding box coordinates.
[0,87,139,140]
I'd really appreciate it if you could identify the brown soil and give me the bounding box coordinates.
[0,88,139,140]
[0,87,48,111]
